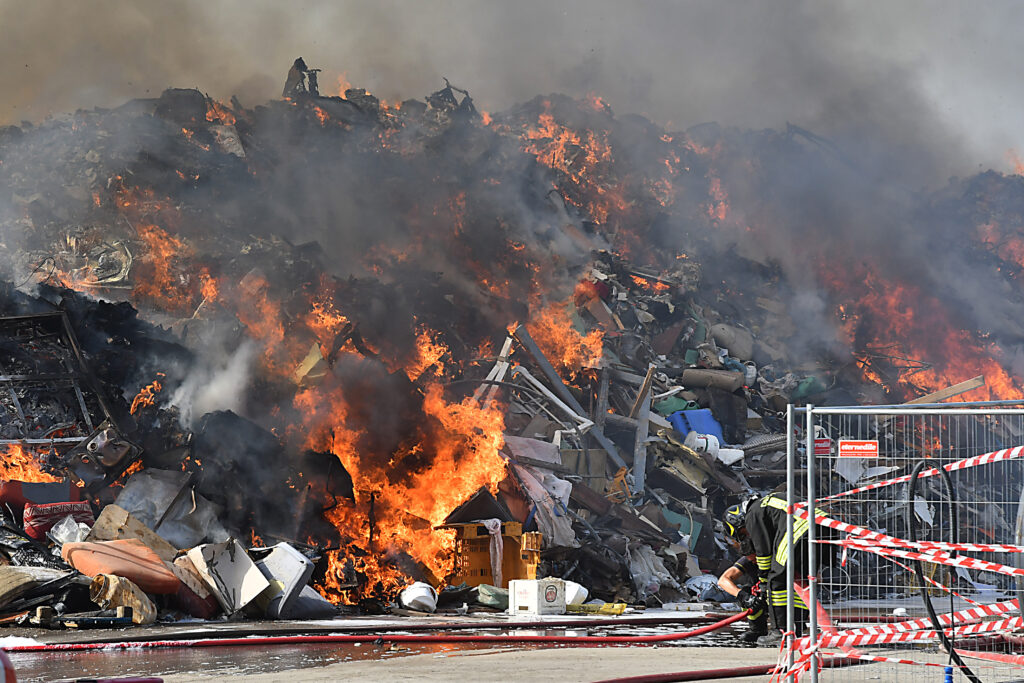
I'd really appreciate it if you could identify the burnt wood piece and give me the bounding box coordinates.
[570,481,612,515]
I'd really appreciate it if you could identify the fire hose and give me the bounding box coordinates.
[1,609,751,653]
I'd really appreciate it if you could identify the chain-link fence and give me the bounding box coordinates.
[784,403,1024,682]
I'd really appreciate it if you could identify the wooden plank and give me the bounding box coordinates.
[87,505,179,562]
[905,375,985,404]
[628,364,657,419]
[508,454,572,475]
[632,372,653,493]
[583,297,617,329]
[570,481,612,515]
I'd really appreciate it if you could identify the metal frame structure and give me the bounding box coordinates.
[787,401,1024,681]
[0,312,115,447]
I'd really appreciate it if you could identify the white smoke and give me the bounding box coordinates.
[171,340,257,426]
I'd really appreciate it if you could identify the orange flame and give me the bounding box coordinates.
[826,264,1023,401]
[405,328,447,381]
[132,224,194,313]
[1007,149,1024,176]
[199,269,219,303]
[294,376,507,602]
[629,274,670,293]
[0,444,62,483]
[130,374,165,414]
[527,299,603,374]
[336,73,353,97]
[206,100,236,126]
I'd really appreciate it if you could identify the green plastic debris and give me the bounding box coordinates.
[792,376,829,399]
[654,396,699,416]
[476,584,509,610]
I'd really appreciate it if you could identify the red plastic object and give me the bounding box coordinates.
[22,501,94,540]
[172,581,220,620]
[61,539,181,594]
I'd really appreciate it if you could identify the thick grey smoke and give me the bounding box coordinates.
[1,1,1020,181]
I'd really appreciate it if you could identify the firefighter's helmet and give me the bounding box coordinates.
[724,499,752,537]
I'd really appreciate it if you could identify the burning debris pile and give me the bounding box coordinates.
[0,59,1021,625]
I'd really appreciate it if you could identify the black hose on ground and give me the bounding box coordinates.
[590,656,861,682]
[906,458,981,683]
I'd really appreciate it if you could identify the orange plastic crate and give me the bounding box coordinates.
[447,522,541,588]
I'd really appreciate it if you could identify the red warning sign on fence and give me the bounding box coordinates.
[813,438,832,456]
[838,439,879,458]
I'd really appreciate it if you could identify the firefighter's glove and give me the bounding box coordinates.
[737,588,766,612]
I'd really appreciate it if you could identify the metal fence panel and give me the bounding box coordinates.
[787,403,1024,682]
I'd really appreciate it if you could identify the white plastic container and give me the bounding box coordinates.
[683,430,720,457]
[399,582,438,612]
[252,543,314,619]
[509,578,566,615]
[564,580,588,606]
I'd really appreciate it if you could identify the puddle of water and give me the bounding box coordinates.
[8,624,755,682]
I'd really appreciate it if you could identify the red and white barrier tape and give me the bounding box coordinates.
[828,540,1024,577]
[790,445,1024,511]
[834,598,1018,638]
[0,651,12,683]
[806,515,1024,555]
[823,650,1024,669]
[812,615,1022,648]
[776,445,1024,679]
[820,651,950,670]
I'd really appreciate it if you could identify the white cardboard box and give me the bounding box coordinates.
[509,578,566,615]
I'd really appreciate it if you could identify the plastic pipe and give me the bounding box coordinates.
[4,610,751,653]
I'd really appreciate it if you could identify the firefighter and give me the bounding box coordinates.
[717,549,768,642]
[724,493,821,644]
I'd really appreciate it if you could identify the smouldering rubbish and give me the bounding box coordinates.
[0,60,1020,679]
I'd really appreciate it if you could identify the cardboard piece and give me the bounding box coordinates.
[87,504,179,562]
[187,539,270,614]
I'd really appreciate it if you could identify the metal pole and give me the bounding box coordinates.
[786,403,795,672]
[805,405,818,683]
